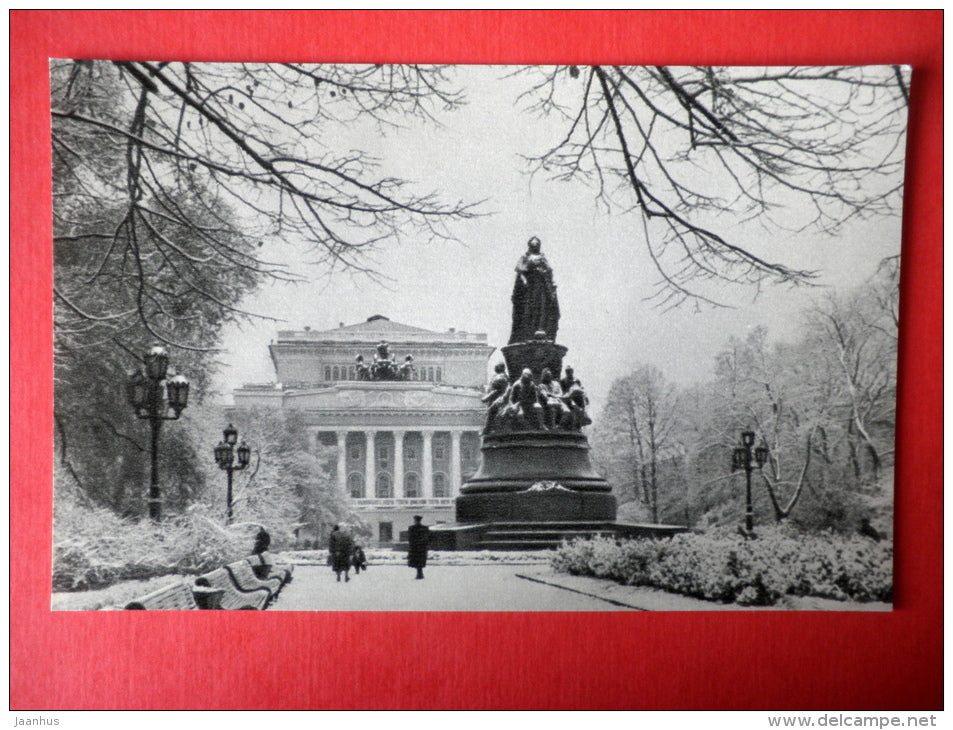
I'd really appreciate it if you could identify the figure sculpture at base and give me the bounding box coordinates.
[482,362,510,434]
[560,366,592,429]
[563,382,592,429]
[407,515,430,579]
[509,237,560,344]
[559,366,577,394]
[505,368,544,431]
[539,368,571,430]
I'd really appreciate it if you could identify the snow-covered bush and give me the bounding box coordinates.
[551,526,892,605]
[52,501,251,591]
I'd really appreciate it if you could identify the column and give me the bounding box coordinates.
[336,430,348,495]
[450,430,462,496]
[393,430,405,498]
[422,430,434,499]
[365,430,376,498]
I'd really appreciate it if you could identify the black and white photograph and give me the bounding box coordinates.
[51,61,910,612]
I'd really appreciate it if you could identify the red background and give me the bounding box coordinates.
[10,10,943,710]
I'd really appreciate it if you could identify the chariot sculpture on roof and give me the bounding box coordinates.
[354,341,415,382]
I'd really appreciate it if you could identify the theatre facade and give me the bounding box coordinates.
[231,315,495,545]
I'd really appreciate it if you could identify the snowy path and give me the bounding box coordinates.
[269,564,633,611]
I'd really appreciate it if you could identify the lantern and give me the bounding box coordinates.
[125,369,149,410]
[166,374,190,414]
[731,447,746,472]
[237,441,251,468]
[214,440,233,469]
[144,344,169,381]
[223,423,238,446]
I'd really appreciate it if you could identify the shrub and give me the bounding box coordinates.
[550,525,892,606]
[52,501,251,591]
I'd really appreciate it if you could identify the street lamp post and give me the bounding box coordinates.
[125,344,190,521]
[214,423,251,524]
[731,430,769,536]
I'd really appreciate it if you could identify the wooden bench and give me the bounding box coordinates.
[247,551,294,584]
[225,559,283,601]
[121,550,294,611]
[195,567,270,610]
[124,580,199,610]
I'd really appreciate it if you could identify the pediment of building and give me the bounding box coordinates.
[282,383,483,411]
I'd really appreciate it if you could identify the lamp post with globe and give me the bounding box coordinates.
[731,430,769,537]
[214,423,251,524]
[125,344,190,521]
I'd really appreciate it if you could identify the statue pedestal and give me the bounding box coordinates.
[502,341,567,382]
[455,430,616,523]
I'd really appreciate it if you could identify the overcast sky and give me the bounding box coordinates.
[213,65,906,415]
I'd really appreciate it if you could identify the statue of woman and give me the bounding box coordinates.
[509,236,560,344]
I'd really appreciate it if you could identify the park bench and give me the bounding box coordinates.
[120,551,293,610]
[247,551,294,584]
[195,567,270,610]
[225,558,284,600]
[124,580,199,610]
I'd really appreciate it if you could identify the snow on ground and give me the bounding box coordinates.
[51,549,891,612]
[278,548,553,566]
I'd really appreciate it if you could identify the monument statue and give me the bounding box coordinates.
[509,236,560,344]
[434,235,684,546]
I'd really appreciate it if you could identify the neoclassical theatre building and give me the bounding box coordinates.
[231,315,495,545]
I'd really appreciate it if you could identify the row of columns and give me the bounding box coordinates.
[324,429,471,498]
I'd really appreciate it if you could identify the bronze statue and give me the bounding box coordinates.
[559,366,577,394]
[539,368,571,430]
[482,362,511,434]
[560,367,591,429]
[508,368,544,430]
[509,236,560,344]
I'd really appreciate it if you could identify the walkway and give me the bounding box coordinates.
[269,564,634,611]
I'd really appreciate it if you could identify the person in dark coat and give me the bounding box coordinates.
[407,515,430,579]
[328,524,354,582]
[858,517,883,542]
[252,529,271,555]
[351,544,368,574]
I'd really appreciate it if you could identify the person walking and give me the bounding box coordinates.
[407,515,430,580]
[351,543,368,574]
[328,524,354,582]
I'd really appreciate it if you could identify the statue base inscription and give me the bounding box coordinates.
[456,490,617,523]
